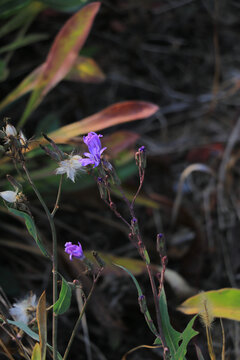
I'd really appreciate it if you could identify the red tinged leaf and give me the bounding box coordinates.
[0,54,104,111]
[19,2,101,127]
[47,101,159,143]
[40,3,101,95]
[103,131,140,157]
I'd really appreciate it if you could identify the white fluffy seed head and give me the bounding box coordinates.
[9,294,37,324]
[56,155,84,182]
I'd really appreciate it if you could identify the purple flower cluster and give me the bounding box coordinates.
[65,242,84,261]
[80,132,106,168]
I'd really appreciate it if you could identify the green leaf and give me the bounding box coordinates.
[178,288,240,321]
[7,320,63,360]
[175,315,198,358]
[0,2,44,38]
[41,0,90,12]
[114,263,158,337]
[7,319,39,340]
[0,33,48,54]
[154,288,198,359]
[31,343,41,360]
[155,288,181,353]
[0,59,9,82]
[7,207,49,257]
[53,274,72,315]
[0,0,31,19]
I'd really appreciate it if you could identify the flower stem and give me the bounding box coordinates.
[22,164,58,360]
[63,269,102,360]
[51,174,63,217]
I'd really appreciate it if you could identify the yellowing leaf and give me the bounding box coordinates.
[178,288,240,321]
[31,343,41,360]
[66,56,105,83]
[0,54,103,111]
[36,291,47,360]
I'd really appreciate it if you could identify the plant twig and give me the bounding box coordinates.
[51,174,63,216]
[22,163,58,360]
[63,269,103,360]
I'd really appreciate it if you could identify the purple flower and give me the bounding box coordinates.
[80,132,106,168]
[65,242,84,261]
[139,146,145,152]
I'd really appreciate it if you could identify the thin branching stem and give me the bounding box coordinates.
[22,164,58,360]
[52,174,63,217]
[131,168,145,211]
[136,233,167,353]
[63,269,103,360]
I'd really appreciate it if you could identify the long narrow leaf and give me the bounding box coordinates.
[36,291,47,360]
[115,263,158,337]
[19,2,101,127]
[0,33,48,54]
[7,320,63,360]
[0,55,103,111]
[7,207,49,257]
[31,343,41,360]
[154,288,198,359]
[47,101,159,143]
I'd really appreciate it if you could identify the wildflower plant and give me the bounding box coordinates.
[0,122,105,360]
[0,2,202,359]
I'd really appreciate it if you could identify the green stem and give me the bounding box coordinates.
[22,164,58,360]
[63,270,102,360]
[51,174,63,217]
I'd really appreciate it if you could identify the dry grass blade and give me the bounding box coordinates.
[36,291,47,360]
[171,163,215,226]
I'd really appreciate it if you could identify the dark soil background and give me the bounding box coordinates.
[1,0,240,359]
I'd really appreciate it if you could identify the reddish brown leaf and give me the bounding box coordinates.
[47,101,159,143]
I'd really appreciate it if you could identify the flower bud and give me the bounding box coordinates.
[19,131,27,147]
[92,251,105,268]
[6,175,22,192]
[0,130,5,139]
[5,124,17,137]
[156,233,167,261]
[135,146,146,169]
[97,177,108,200]
[42,133,65,160]
[102,160,121,185]
[0,190,17,203]
[131,217,139,235]
[40,145,60,161]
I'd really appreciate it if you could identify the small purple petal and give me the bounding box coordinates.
[81,132,105,168]
[65,241,84,261]
[80,158,95,166]
[83,152,92,158]
[100,147,107,155]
